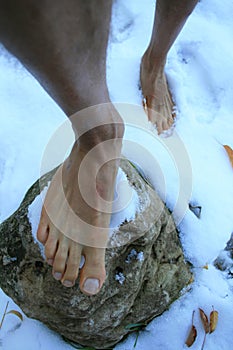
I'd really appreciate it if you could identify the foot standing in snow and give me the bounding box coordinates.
[140,0,198,133]
[0,0,197,295]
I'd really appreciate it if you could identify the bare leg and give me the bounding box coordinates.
[140,0,198,134]
[0,0,124,295]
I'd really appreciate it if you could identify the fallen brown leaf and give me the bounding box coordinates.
[185,325,197,347]
[209,308,218,334]
[6,310,23,322]
[224,145,233,168]
[185,311,197,347]
[202,264,209,270]
[199,308,209,334]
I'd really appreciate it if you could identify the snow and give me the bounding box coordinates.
[28,184,49,259]
[115,272,126,285]
[1,0,233,349]
[109,167,139,230]
[125,249,144,264]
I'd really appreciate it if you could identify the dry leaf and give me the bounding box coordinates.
[188,275,194,285]
[224,145,233,168]
[6,310,23,322]
[185,311,197,347]
[199,308,209,334]
[202,264,209,270]
[210,309,218,334]
[185,325,197,347]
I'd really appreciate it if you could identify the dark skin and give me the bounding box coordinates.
[0,0,198,295]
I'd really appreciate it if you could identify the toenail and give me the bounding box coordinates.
[63,280,73,287]
[54,272,62,280]
[47,259,54,265]
[83,278,100,295]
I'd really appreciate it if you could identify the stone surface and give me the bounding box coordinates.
[0,159,191,349]
[214,232,233,277]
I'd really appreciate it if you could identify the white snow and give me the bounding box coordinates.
[110,167,139,230]
[125,249,144,264]
[136,252,144,262]
[115,272,126,285]
[1,0,233,349]
[27,184,49,259]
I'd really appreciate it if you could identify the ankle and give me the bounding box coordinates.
[71,104,125,152]
[78,124,124,156]
[142,48,166,75]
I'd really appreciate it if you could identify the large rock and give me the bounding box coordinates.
[0,159,191,349]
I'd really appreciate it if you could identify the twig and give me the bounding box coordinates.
[201,332,207,350]
[0,301,9,330]
[192,310,195,324]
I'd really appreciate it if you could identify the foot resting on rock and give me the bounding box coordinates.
[37,106,124,295]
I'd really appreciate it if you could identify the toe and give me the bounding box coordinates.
[169,114,174,125]
[156,119,163,134]
[61,243,82,288]
[37,207,49,244]
[162,119,170,132]
[52,237,69,281]
[79,247,106,296]
[44,229,58,263]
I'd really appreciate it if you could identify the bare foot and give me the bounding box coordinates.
[37,107,123,295]
[140,53,175,134]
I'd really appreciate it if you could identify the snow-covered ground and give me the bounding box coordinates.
[0,0,233,349]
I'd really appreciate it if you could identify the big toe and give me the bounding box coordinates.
[79,247,106,296]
